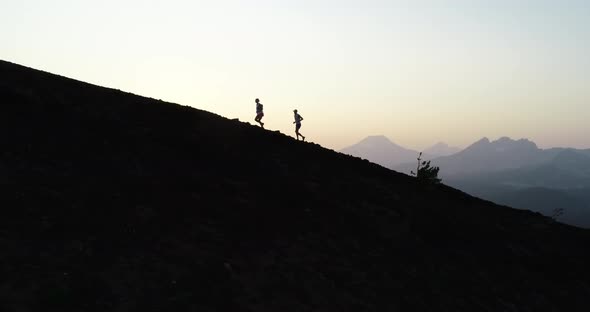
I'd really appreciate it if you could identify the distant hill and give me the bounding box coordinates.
[423,142,461,157]
[490,188,590,228]
[431,137,553,177]
[447,173,590,228]
[340,135,424,168]
[339,137,458,169]
[419,141,590,228]
[395,137,542,176]
[396,138,590,185]
[2,60,590,311]
[459,149,590,189]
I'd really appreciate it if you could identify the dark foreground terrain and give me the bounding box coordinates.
[1,60,590,311]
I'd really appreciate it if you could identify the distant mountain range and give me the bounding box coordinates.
[435,141,590,228]
[397,137,577,177]
[340,136,460,168]
[405,137,590,228]
[342,135,590,228]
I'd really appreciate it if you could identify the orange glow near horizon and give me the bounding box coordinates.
[2,1,589,151]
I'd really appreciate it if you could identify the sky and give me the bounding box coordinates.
[2,0,589,151]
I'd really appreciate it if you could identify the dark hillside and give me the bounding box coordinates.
[1,60,590,311]
[490,188,590,228]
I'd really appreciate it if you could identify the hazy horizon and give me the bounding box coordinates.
[3,0,589,151]
[342,134,589,152]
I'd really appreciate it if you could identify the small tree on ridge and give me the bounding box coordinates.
[411,152,442,184]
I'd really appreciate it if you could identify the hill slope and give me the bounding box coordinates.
[2,60,590,311]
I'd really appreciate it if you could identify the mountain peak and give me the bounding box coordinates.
[493,137,538,150]
[340,135,419,168]
[494,136,532,144]
[496,136,513,143]
[461,137,491,151]
[463,137,538,154]
[351,135,405,150]
[424,142,461,157]
[361,135,394,144]
[478,137,491,144]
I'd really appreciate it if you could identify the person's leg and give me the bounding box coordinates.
[296,124,303,140]
[255,113,264,127]
[297,124,304,141]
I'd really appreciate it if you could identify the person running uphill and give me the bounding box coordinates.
[254,98,264,128]
[293,109,305,141]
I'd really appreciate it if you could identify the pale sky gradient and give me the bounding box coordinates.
[2,0,589,150]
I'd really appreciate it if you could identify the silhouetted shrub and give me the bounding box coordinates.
[551,207,565,221]
[411,152,441,184]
